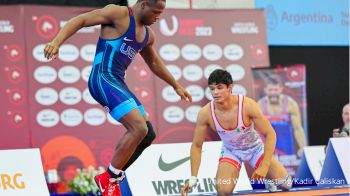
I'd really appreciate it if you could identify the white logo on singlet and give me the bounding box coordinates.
[120,43,136,60]
[123,37,133,42]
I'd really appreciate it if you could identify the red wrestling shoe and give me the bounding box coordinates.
[94,171,121,196]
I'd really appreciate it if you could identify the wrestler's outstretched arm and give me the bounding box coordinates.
[288,98,306,156]
[246,97,277,180]
[44,5,126,60]
[181,107,209,196]
[140,28,192,103]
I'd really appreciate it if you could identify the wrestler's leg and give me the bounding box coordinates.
[216,161,240,196]
[111,108,148,170]
[122,119,156,170]
[265,156,292,191]
[216,146,242,196]
[249,145,292,192]
[121,90,156,170]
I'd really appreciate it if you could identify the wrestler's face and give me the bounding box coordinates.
[264,84,283,104]
[209,83,232,103]
[342,104,349,127]
[140,0,165,26]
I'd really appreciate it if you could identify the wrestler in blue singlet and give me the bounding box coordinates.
[261,95,294,155]
[88,8,149,120]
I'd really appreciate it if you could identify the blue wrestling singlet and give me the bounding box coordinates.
[88,8,149,120]
[261,95,295,155]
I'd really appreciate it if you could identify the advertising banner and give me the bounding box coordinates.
[0,148,50,196]
[0,5,269,182]
[153,9,269,144]
[296,146,326,184]
[126,141,252,195]
[320,137,350,185]
[255,0,349,46]
[252,64,308,176]
[23,5,130,180]
[0,5,31,149]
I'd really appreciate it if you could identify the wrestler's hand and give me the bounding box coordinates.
[181,183,191,196]
[251,164,269,181]
[44,41,60,60]
[175,86,192,102]
[297,148,303,157]
[181,176,197,196]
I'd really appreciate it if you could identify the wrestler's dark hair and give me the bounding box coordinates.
[208,69,233,86]
[265,75,282,85]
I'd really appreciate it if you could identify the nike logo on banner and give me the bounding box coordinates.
[158,154,190,171]
[123,37,133,42]
[99,179,105,193]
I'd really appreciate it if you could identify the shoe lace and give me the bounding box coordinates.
[109,178,118,183]
[109,171,125,183]
[107,182,117,196]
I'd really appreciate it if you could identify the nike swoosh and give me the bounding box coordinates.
[123,37,133,42]
[99,179,105,193]
[158,154,190,172]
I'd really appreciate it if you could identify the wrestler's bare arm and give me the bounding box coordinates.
[140,29,192,102]
[44,5,127,59]
[181,106,210,196]
[288,98,306,155]
[246,97,276,170]
[190,106,210,177]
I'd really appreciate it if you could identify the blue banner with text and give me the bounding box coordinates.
[255,0,349,46]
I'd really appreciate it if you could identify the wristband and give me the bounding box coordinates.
[188,176,198,187]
